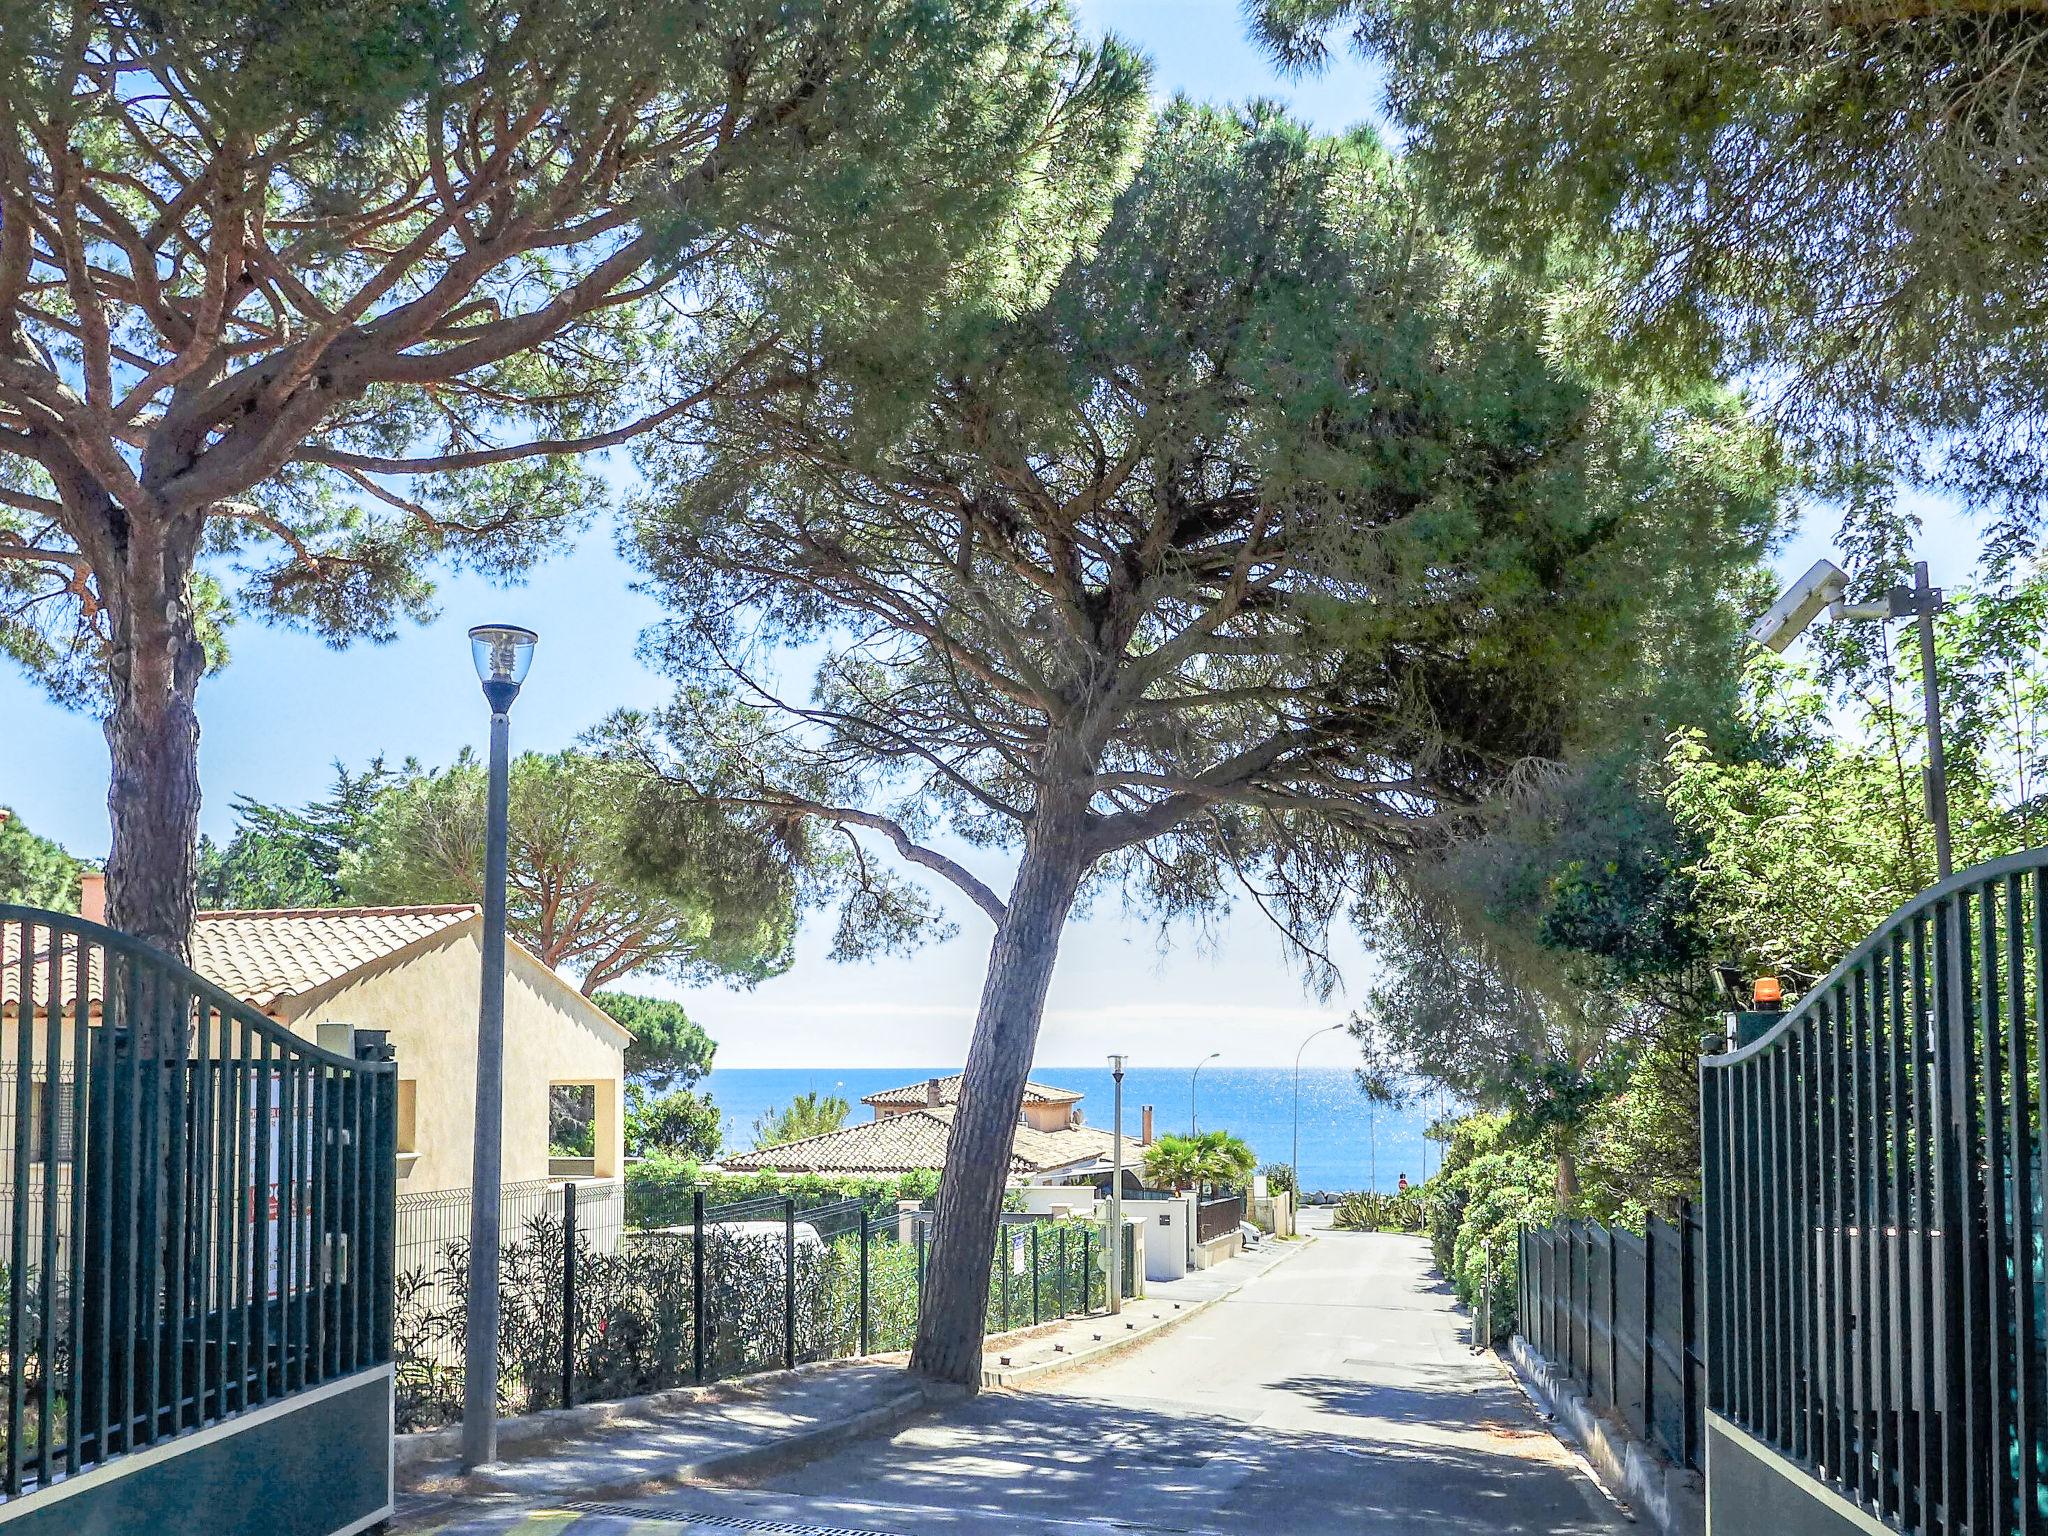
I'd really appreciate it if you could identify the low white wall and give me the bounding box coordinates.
[1249,1191,1294,1237]
[1013,1185,1098,1217]
[1118,1196,1195,1281]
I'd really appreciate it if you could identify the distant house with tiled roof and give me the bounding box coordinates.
[2,876,627,1193]
[722,1074,1127,1182]
[861,1073,1083,1134]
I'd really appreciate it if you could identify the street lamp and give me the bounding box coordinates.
[1292,1023,1343,1200]
[1107,1054,1127,1315]
[1189,1051,1219,1136]
[462,623,536,1471]
[1752,557,1952,878]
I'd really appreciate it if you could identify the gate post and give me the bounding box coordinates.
[783,1197,796,1371]
[1680,1198,1698,1470]
[858,1216,870,1356]
[560,1180,577,1410]
[1644,1216,1658,1449]
[692,1189,705,1384]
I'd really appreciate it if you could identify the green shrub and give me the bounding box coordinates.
[1330,1189,1427,1232]
[1257,1162,1297,1200]
[1416,1113,1559,1344]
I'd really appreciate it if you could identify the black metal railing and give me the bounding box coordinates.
[0,906,397,1500]
[1701,846,2048,1536]
[1519,1210,1705,1471]
[393,1183,1138,1429]
[1196,1191,1245,1244]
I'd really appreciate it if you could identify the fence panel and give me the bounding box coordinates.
[1587,1224,1615,1411]
[0,906,396,1503]
[1700,847,2048,1536]
[1196,1192,1245,1245]
[1645,1210,1693,1468]
[394,1183,1136,1431]
[1612,1227,1648,1443]
[1519,1204,1704,1474]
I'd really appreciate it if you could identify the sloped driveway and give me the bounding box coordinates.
[510,1228,1630,1536]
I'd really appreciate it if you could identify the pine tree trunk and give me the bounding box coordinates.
[908,794,1090,1387]
[101,515,205,1047]
[1554,1142,1580,1207]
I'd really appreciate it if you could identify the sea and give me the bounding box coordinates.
[694,1065,1450,1196]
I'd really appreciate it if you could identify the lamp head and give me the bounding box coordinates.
[469,624,537,712]
[1749,559,1849,654]
[1108,1053,1127,1077]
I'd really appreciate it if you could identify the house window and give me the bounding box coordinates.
[549,1084,595,1158]
[396,1080,418,1156]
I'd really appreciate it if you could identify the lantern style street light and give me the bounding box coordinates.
[462,623,536,1471]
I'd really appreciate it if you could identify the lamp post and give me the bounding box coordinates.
[1752,556,1953,878]
[1189,1051,1219,1136]
[461,623,536,1471]
[1107,1054,1127,1315]
[1292,1023,1343,1199]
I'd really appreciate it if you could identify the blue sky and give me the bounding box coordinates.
[0,2,1980,1068]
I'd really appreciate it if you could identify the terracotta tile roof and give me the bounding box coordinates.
[721,1104,1119,1177]
[861,1073,1082,1108]
[0,922,103,1016]
[2,905,478,1014]
[191,906,478,1008]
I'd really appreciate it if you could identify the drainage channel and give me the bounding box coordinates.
[559,1503,905,1535]
[556,1501,1200,1536]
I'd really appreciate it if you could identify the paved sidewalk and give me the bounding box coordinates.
[392,1362,936,1532]
[394,1233,1321,1534]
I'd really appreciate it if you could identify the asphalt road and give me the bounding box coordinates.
[606,1228,1628,1535]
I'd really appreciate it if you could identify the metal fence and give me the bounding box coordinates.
[395,1175,623,1374]
[394,1181,1137,1430]
[1196,1191,1245,1244]
[1700,846,2048,1536]
[0,906,397,1502]
[1519,1210,1705,1471]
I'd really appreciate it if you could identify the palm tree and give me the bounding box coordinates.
[750,1091,850,1149]
[1143,1130,1255,1195]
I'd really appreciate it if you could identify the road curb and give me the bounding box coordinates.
[395,1358,894,1480]
[981,1234,1319,1389]
[1503,1333,1703,1536]
[567,1383,943,1496]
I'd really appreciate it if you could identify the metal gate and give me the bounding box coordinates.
[0,905,396,1533]
[1700,849,2048,1536]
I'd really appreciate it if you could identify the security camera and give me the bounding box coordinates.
[1749,558,1850,653]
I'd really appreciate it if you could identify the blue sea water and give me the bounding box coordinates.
[695,1066,1450,1195]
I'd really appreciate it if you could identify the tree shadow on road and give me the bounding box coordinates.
[730,1378,1625,1535]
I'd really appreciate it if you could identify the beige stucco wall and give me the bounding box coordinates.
[289,929,625,1194]
[1023,1101,1073,1133]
